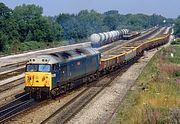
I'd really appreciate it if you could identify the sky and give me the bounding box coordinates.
[1,0,179,18]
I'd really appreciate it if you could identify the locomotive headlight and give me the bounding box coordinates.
[26,75,30,81]
[25,74,33,86]
[42,76,46,81]
[44,74,50,83]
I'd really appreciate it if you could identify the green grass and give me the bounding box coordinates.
[171,38,180,45]
[2,41,63,55]
[1,39,89,55]
[112,45,180,124]
[173,71,180,77]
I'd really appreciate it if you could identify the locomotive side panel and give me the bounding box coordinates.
[64,58,87,83]
[86,54,100,75]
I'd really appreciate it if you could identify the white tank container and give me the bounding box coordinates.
[124,29,129,34]
[102,32,108,44]
[116,31,119,38]
[99,33,105,45]
[119,30,123,35]
[115,31,119,39]
[90,34,101,42]
[113,31,116,40]
[107,32,112,43]
[99,33,105,41]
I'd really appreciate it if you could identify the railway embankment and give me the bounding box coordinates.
[112,44,180,123]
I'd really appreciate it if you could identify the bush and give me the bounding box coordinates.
[171,38,180,45]
[173,71,180,77]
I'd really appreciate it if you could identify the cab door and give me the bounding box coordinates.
[60,64,68,84]
[52,64,60,87]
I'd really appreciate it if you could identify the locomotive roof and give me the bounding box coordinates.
[27,47,99,64]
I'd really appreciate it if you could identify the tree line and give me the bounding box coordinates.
[0,2,174,53]
[174,16,180,38]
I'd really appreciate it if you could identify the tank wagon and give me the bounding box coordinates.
[25,34,170,99]
[90,29,129,48]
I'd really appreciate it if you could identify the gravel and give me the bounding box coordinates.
[5,88,86,124]
[0,84,24,107]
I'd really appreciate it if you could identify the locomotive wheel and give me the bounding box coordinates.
[51,89,58,98]
[66,83,71,91]
[88,76,93,83]
[34,91,41,101]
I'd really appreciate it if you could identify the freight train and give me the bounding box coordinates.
[25,34,170,99]
[90,29,129,48]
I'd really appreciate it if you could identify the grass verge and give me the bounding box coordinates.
[112,45,180,124]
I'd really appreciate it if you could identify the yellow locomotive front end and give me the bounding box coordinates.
[25,71,51,89]
[24,57,53,99]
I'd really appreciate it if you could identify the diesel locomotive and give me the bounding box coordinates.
[25,48,100,99]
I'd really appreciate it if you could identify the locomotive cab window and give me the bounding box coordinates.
[26,64,51,72]
[39,64,51,72]
[26,64,38,72]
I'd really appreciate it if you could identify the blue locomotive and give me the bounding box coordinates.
[25,48,100,99]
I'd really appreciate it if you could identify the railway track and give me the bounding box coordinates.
[0,61,26,88]
[0,61,27,73]
[0,93,35,123]
[0,78,24,93]
[0,66,25,81]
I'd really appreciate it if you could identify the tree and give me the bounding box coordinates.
[149,14,166,26]
[56,14,80,40]
[0,2,12,19]
[0,2,19,51]
[77,10,106,37]
[177,15,180,20]
[0,2,175,52]
[0,32,8,51]
[13,4,62,42]
[56,10,107,40]
[174,17,180,37]
[13,4,43,41]
[103,11,119,30]
[104,10,119,15]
